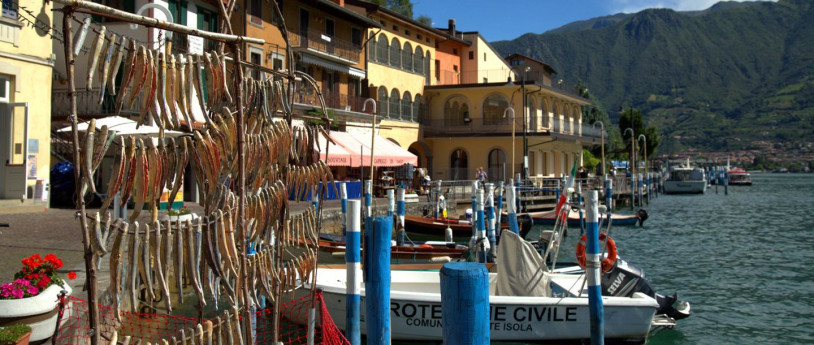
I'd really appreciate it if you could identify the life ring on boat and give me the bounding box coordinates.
[575,232,618,272]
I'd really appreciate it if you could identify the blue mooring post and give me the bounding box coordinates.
[366,216,392,345]
[344,200,362,345]
[506,185,519,234]
[638,173,644,206]
[485,183,497,258]
[386,189,395,217]
[469,180,478,250]
[363,180,372,279]
[630,173,636,210]
[396,187,406,246]
[340,182,348,235]
[584,190,605,345]
[440,262,490,345]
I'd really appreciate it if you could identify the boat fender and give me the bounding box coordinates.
[576,232,618,272]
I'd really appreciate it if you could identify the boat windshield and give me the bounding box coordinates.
[668,169,704,181]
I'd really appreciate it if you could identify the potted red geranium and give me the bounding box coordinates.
[0,254,75,342]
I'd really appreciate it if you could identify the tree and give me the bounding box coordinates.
[619,108,661,160]
[416,15,432,26]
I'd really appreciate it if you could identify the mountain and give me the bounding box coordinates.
[493,0,814,155]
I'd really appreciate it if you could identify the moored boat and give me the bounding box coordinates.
[524,209,648,227]
[403,214,532,238]
[663,161,706,194]
[728,167,752,185]
[316,233,467,261]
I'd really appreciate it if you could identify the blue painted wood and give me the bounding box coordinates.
[345,200,361,345]
[585,190,605,345]
[440,262,489,345]
[365,216,393,345]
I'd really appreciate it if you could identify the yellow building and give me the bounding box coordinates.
[0,0,53,202]
[421,53,599,182]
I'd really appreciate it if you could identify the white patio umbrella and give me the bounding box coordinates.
[57,116,185,137]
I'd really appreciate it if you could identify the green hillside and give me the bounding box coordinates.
[493,0,814,155]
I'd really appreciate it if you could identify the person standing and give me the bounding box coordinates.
[477,167,487,182]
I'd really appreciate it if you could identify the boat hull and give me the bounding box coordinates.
[527,210,640,227]
[306,269,657,342]
[663,180,706,194]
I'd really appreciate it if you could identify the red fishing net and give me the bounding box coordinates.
[53,290,349,345]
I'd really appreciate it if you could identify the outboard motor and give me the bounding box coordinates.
[636,209,649,227]
[601,259,691,320]
[517,213,533,239]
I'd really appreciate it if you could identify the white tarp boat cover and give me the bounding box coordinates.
[495,229,551,297]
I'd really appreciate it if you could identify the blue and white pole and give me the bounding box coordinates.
[387,188,394,217]
[485,183,496,257]
[577,182,585,236]
[584,190,605,345]
[475,188,490,263]
[468,180,479,251]
[363,180,372,278]
[495,182,504,227]
[344,200,362,345]
[340,182,348,235]
[396,187,406,246]
[366,216,392,345]
[638,173,644,206]
[630,173,636,210]
[506,184,519,234]
[435,180,443,219]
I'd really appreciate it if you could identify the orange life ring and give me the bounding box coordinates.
[575,232,618,272]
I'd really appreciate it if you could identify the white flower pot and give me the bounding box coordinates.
[0,284,72,341]
[159,212,198,223]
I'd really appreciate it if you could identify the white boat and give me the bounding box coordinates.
[303,231,661,343]
[663,160,706,194]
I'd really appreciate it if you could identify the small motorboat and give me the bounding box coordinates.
[664,160,707,194]
[728,167,752,185]
[316,233,467,262]
[524,208,648,227]
[403,214,533,238]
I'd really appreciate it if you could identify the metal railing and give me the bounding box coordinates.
[293,91,372,113]
[52,89,142,117]
[288,28,361,63]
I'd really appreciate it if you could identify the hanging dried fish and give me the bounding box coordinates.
[140,222,155,302]
[98,33,117,105]
[128,221,140,313]
[109,222,127,322]
[204,53,219,108]
[178,55,193,131]
[115,40,138,115]
[138,49,158,128]
[168,54,180,129]
[216,52,233,104]
[81,119,97,194]
[174,218,185,304]
[72,17,91,57]
[158,51,173,128]
[128,139,147,222]
[119,136,138,209]
[91,212,107,256]
[127,46,148,109]
[192,55,209,124]
[86,26,106,91]
[107,36,127,96]
[153,220,171,313]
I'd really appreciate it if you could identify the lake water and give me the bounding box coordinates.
[551,173,814,344]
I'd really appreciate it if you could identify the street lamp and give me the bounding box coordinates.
[637,134,647,172]
[592,121,605,178]
[503,107,516,180]
[362,98,377,181]
[512,66,531,179]
[624,128,635,208]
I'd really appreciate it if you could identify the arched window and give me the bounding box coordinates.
[402,42,413,72]
[390,37,401,68]
[443,95,469,125]
[413,94,422,123]
[414,47,423,74]
[377,86,388,116]
[401,91,412,121]
[376,33,388,64]
[528,97,537,131]
[368,33,376,62]
[389,89,400,118]
[541,100,549,128]
[482,93,509,125]
[488,148,507,182]
[449,148,468,180]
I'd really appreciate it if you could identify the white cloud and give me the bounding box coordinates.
[610,0,776,14]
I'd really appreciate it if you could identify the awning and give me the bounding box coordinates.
[56,116,184,136]
[300,54,365,78]
[316,132,358,166]
[321,131,417,167]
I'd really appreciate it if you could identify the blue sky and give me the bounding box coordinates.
[412,0,776,42]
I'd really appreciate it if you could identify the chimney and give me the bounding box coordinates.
[448,19,456,35]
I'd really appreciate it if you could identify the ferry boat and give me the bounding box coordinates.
[728,167,752,185]
[663,160,706,194]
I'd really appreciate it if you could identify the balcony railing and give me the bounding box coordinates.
[421,117,605,140]
[293,92,371,113]
[52,89,142,117]
[288,28,361,63]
